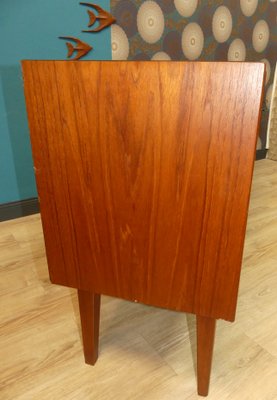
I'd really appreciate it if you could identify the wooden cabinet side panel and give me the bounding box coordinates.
[22,61,264,321]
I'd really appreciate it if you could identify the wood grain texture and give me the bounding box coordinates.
[22,61,265,322]
[78,290,100,365]
[197,316,216,396]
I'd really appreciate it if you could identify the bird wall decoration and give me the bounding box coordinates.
[80,3,116,32]
[59,3,116,61]
[59,37,93,61]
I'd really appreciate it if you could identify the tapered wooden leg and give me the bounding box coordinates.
[197,315,216,397]
[77,290,101,365]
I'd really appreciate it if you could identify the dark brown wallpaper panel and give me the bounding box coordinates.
[110,0,277,150]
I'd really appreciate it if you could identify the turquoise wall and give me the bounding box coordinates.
[0,0,111,204]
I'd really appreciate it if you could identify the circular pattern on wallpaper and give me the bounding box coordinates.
[174,0,198,17]
[111,25,129,60]
[260,59,271,85]
[228,38,246,61]
[252,20,270,52]
[182,23,204,60]
[212,6,233,43]
[137,1,164,44]
[151,51,171,60]
[240,0,258,17]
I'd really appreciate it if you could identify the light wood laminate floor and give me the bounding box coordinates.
[1,159,277,400]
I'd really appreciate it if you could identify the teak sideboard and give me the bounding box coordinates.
[22,60,265,396]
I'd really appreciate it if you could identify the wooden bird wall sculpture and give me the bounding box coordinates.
[80,3,116,32]
[59,3,116,60]
[59,37,93,61]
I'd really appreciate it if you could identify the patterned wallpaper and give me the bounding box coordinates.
[110,0,277,151]
[267,68,277,159]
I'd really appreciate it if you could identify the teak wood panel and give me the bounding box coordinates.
[22,61,264,322]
